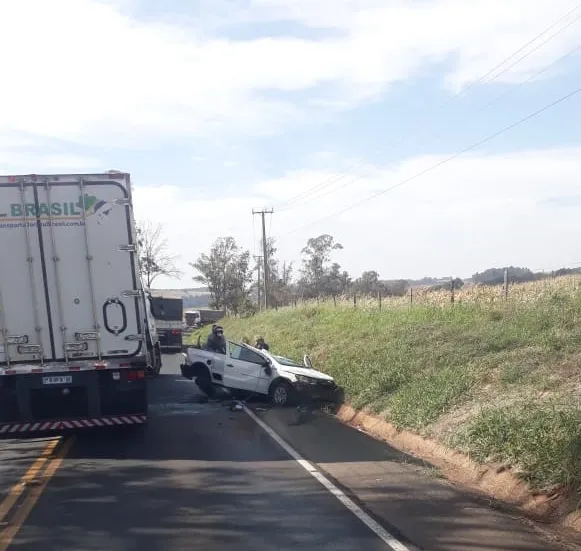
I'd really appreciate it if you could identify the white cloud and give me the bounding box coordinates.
[132,184,266,287]
[0,151,102,172]
[1,1,579,288]
[134,146,581,287]
[0,0,579,146]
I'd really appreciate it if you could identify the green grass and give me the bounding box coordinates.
[190,278,581,497]
[458,403,581,492]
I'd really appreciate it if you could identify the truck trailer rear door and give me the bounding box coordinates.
[0,174,143,365]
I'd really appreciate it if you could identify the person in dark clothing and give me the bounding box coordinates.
[255,336,269,351]
[205,324,227,354]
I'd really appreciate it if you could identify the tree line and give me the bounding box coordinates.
[188,233,449,314]
[135,221,579,315]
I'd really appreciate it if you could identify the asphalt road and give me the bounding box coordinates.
[0,354,574,551]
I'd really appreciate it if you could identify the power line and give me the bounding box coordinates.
[278,9,581,212]
[478,10,581,87]
[274,4,581,212]
[279,38,581,210]
[276,5,580,211]
[277,85,581,238]
[481,40,581,109]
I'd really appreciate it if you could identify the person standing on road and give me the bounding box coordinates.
[255,336,270,350]
[205,325,227,354]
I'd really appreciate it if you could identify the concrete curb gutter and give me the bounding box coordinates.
[334,403,581,548]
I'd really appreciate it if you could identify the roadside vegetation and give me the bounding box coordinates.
[190,275,581,498]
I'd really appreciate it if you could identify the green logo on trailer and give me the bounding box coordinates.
[1,194,114,224]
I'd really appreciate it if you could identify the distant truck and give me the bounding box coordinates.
[149,295,183,353]
[0,171,162,434]
[184,308,225,328]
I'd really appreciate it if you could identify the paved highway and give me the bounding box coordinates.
[0,355,575,551]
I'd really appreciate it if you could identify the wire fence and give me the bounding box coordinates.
[284,273,581,312]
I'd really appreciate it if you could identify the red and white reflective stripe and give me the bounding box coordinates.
[0,362,138,376]
[0,415,146,433]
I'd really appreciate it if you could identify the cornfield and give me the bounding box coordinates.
[294,275,581,311]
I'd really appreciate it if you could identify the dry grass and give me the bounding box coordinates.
[309,274,581,309]
[190,275,581,497]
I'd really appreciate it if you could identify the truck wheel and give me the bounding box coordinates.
[195,368,216,398]
[269,380,294,407]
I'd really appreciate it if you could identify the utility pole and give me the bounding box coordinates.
[252,208,273,309]
[254,255,262,309]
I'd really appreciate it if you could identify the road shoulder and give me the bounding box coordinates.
[251,405,571,551]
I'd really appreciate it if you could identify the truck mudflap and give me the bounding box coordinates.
[0,414,147,435]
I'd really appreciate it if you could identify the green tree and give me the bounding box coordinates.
[322,263,351,296]
[191,237,253,315]
[356,270,380,295]
[472,267,538,286]
[299,234,344,298]
[382,279,410,296]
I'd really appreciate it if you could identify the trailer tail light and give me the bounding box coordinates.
[171,329,180,335]
[112,369,144,382]
[126,370,144,381]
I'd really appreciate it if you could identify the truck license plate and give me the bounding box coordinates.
[42,376,72,385]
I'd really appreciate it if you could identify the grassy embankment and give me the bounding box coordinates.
[190,276,581,497]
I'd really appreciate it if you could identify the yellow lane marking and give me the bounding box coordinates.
[0,438,61,524]
[0,436,74,551]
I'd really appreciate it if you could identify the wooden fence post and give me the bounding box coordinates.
[450,277,455,304]
[503,268,509,300]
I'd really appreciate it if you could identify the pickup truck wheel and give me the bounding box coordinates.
[269,380,294,407]
[195,368,216,398]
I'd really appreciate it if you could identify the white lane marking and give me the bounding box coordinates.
[244,407,412,551]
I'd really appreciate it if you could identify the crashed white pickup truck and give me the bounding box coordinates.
[180,340,341,406]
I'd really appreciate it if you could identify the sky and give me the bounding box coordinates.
[0,0,580,288]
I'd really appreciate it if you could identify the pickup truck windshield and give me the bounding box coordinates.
[273,355,307,368]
